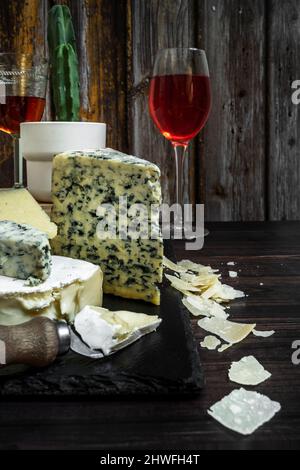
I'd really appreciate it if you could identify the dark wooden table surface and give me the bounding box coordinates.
[0,222,299,450]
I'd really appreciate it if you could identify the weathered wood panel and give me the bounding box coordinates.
[128,0,197,205]
[0,0,300,220]
[268,0,300,220]
[198,0,266,221]
[0,0,128,189]
[0,0,47,188]
[51,0,128,151]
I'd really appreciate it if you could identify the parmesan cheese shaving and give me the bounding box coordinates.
[165,274,200,293]
[228,356,271,386]
[200,336,221,351]
[208,388,281,436]
[177,259,219,274]
[182,297,210,317]
[201,281,244,302]
[180,271,220,287]
[253,329,275,338]
[198,317,256,344]
[229,271,238,278]
[214,283,245,301]
[201,282,223,300]
[218,343,233,353]
[183,296,229,319]
[163,256,187,273]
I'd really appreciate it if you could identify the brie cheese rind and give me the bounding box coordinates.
[228,356,271,386]
[208,388,281,436]
[74,305,161,355]
[0,256,103,325]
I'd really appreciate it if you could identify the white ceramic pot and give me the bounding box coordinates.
[20,121,106,202]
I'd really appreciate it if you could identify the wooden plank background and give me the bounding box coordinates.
[0,0,299,221]
[268,0,300,221]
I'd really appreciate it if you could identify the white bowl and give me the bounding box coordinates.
[21,122,106,202]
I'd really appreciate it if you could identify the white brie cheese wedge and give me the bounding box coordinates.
[0,256,103,325]
[74,305,161,355]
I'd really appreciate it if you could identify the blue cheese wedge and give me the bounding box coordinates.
[51,148,163,305]
[0,220,52,284]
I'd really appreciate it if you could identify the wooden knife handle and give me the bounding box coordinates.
[0,317,60,367]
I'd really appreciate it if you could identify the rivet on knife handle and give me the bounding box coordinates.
[0,317,60,367]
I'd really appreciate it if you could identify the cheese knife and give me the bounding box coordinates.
[0,317,159,367]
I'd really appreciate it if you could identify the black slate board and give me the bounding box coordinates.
[0,243,203,397]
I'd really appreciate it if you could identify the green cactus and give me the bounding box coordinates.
[48,5,80,121]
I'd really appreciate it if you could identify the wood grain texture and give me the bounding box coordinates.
[0,0,47,188]
[0,0,128,189]
[128,0,197,205]
[268,0,300,220]
[0,222,299,449]
[198,0,266,221]
[51,0,128,151]
[0,0,300,220]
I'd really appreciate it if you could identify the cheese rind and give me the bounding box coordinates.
[0,256,103,325]
[0,220,51,284]
[51,148,163,305]
[74,307,121,355]
[0,188,57,239]
[74,305,161,355]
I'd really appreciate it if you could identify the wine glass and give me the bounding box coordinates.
[149,48,211,238]
[0,53,48,188]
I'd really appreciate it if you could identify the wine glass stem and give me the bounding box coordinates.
[173,143,188,227]
[13,137,23,189]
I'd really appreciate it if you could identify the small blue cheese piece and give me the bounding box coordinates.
[51,148,163,305]
[0,220,52,284]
